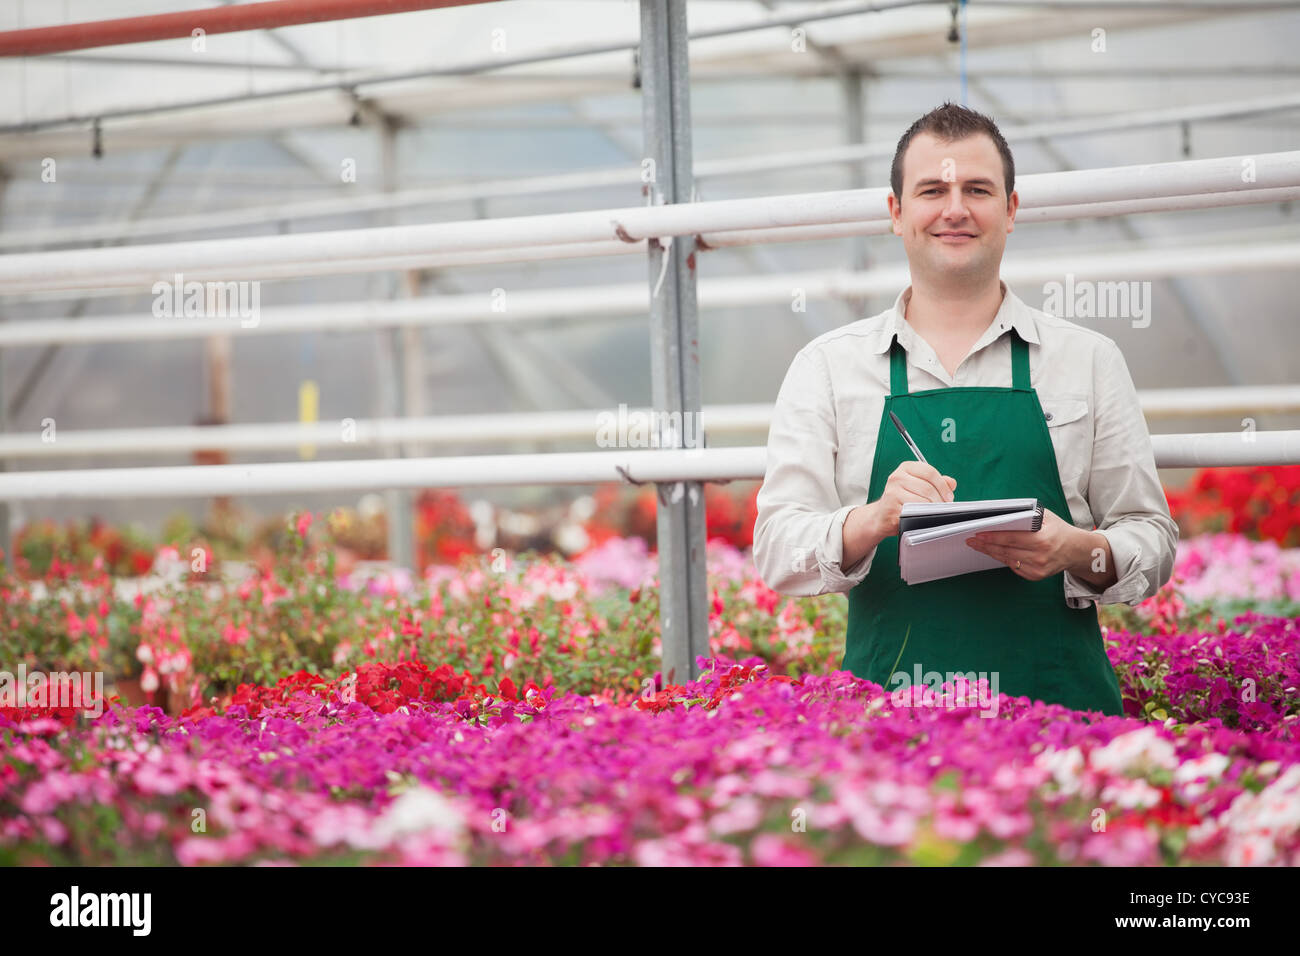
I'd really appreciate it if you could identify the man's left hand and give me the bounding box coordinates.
[964,509,1085,581]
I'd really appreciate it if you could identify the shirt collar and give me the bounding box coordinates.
[871,279,1040,354]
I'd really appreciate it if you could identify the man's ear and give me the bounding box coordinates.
[888,193,902,236]
[1006,189,1019,234]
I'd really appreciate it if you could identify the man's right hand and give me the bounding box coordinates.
[866,461,958,538]
[840,462,958,571]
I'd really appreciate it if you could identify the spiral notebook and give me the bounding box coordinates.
[897,497,1044,585]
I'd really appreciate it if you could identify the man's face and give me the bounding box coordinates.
[887,132,1018,287]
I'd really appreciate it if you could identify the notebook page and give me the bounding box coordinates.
[900,497,1038,518]
[899,510,1042,584]
[904,509,1039,545]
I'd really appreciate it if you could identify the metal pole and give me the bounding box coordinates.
[0,0,501,57]
[841,67,870,320]
[378,117,416,572]
[640,0,708,686]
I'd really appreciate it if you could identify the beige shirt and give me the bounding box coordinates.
[753,280,1178,609]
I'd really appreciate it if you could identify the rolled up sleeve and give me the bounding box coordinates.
[753,347,875,596]
[1063,339,1179,608]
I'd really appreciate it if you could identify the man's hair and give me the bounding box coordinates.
[890,102,1015,203]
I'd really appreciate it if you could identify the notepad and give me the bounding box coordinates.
[897,498,1044,585]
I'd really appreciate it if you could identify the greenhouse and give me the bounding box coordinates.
[0,0,1297,897]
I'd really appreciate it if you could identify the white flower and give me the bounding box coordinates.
[373,787,465,843]
[1088,727,1177,776]
[1100,778,1164,810]
[1173,752,1231,784]
[1227,833,1276,867]
[1035,746,1085,795]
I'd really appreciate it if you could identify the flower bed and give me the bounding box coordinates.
[2,522,1298,866]
[3,658,1298,866]
[1164,465,1300,547]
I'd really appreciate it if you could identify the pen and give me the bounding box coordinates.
[888,410,929,465]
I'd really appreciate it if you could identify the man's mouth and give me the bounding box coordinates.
[933,231,977,242]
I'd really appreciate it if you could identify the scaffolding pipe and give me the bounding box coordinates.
[0,431,1294,502]
[0,447,767,500]
[1,237,1297,346]
[1,151,1296,294]
[639,0,708,683]
[700,187,1300,248]
[2,388,1299,461]
[0,0,501,58]
[5,185,1298,305]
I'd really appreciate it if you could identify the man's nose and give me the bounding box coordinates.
[943,189,970,219]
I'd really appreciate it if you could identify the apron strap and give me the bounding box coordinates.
[1010,327,1030,389]
[888,326,1031,396]
[888,333,908,396]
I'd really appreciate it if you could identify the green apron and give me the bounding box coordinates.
[842,328,1125,716]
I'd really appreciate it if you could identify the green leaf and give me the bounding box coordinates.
[933,769,961,793]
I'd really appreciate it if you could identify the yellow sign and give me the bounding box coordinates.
[299,380,319,460]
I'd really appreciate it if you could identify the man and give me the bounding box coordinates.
[752,102,1178,716]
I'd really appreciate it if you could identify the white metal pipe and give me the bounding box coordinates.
[0,166,639,252]
[0,447,771,500]
[0,432,1295,501]
[1151,431,1300,468]
[702,187,1300,247]
[5,185,1297,303]
[1141,387,1300,419]
[2,151,1296,294]
[7,92,1300,250]
[0,406,769,459]
[2,390,1298,461]
[0,238,646,297]
[7,181,1293,301]
[2,237,1297,347]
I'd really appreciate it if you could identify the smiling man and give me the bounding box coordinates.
[752,102,1178,716]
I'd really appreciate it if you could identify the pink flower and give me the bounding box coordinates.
[222,624,250,646]
[751,833,818,866]
[977,848,1034,866]
[135,760,188,796]
[708,796,763,836]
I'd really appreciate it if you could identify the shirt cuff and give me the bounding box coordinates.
[817,504,877,592]
[1063,527,1148,608]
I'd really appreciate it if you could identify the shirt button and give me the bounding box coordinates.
[1045,412,1054,421]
